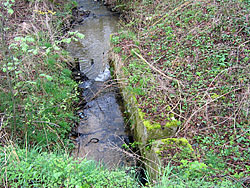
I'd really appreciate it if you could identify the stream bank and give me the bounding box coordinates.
[109,52,177,179]
[109,0,250,186]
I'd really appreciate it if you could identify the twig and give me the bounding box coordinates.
[108,138,161,175]
[237,40,250,63]
[46,124,68,156]
[0,115,4,130]
[131,49,181,83]
[181,87,242,132]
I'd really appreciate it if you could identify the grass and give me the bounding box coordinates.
[111,0,250,186]
[0,144,245,188]
[150,163,244,188]
[0,145,139,188]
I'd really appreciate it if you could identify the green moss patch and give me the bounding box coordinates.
[139,108,180,131]
[155,137,195,167]
[161,138,193,151]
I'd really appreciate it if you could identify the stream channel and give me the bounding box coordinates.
[68,0,133,168]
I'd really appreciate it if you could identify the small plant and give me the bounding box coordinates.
[152,162,243,188]
[0,146,138,188]
[0,0,84,149]
[1,0,15,15]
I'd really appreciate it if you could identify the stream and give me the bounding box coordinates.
[68,0,133,168]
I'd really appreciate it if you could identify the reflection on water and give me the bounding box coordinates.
[77,90,129,167]
[68,0,118,79]
[68,0,133,168]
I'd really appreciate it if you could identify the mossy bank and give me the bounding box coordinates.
[110,52,180,179]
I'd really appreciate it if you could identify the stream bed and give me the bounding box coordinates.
[68,0,133,168]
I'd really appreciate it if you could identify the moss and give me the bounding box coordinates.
[144,120,161,130]
[128,90,180,131]
[161,138,193,151]
[138,109,180,130]
[139,109,160,130]
[155,138,194,158]
[138,108,145,119]
[165,119,181,128]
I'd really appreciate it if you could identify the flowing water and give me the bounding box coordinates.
[68,0,133,168]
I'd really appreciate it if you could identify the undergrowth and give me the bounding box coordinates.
[150,163,244,188]
[0,145,138,187]
[0,1,141,188]
[0,0,82,149]
[111,0,250,186]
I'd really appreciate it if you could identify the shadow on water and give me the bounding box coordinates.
[68,0,135,168]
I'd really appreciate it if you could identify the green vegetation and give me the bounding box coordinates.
[1,145,239,188]
[0,146,138,188]
[0,1,141,188]
[0,0,82,149]
[111,0,250,186]
[1,0,249,187]
[139,109,180,130]
[151,163,244,188]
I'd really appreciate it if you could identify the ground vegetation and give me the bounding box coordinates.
[110,0,250,186]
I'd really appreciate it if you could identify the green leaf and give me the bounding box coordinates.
[62,38,72,44]
[15,70,23,75]
[76,33,84,39]
[8,8,14,15]
[39,74,53,81]
[53,172,63,179]
[14,37,22,41]
[39,73,46,77]
[33,49,38,55]
[53,45,60,51]
[68,31,75,35]
[26,81,37,85]
[26,37,35,43]
[46,75,53,81]
[46,48,51,54]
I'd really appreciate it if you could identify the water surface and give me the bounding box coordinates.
[69,0,132,168]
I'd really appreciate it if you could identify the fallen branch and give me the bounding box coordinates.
[131,49,181,83]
